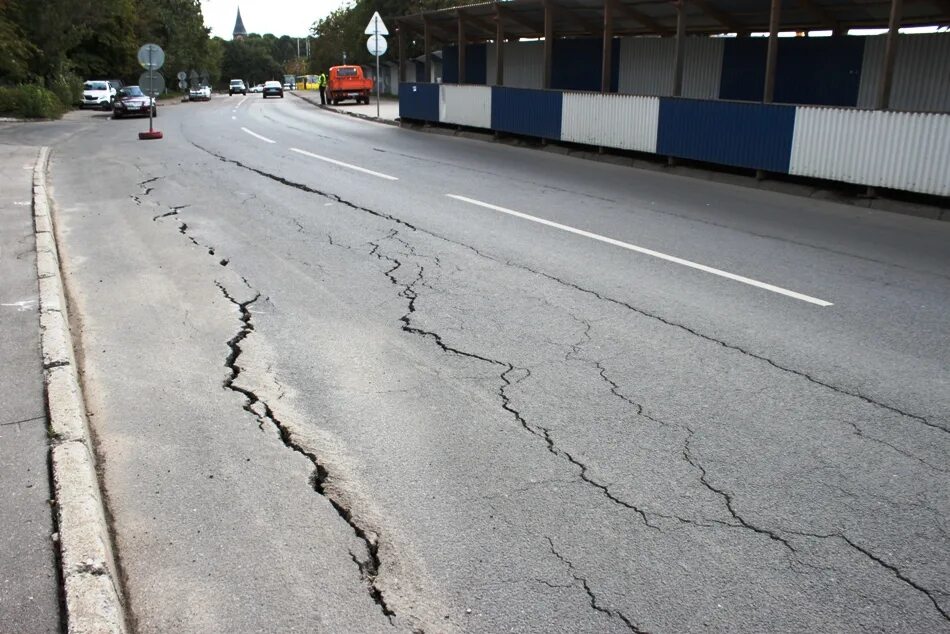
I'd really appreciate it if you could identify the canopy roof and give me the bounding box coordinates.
[396,0,950,40]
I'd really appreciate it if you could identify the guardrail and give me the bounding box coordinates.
[399,82,950,197]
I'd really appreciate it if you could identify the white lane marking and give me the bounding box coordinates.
[231,116,236,120]
[446,194,833,307]
[290,148,398,181]
[238,96,248,108]
[241,127,275,144]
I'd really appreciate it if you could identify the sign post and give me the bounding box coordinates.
[136,43,165,140]
[365,11,389,119]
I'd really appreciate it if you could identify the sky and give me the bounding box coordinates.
[201,0,342,39]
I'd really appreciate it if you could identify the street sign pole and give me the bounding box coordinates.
[365,12,389,120]
[148,47,154,133]
[136,43,165,140]
[375,21,380,119]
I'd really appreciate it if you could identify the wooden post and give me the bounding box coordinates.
[601,0,614,93]
[672,1,686,96]
[544,1,554,89]
[876,0,902,109]
[763,0,780,103]
[424,19,432,82]
[458,15,467,84]
[495,9,505,86]
[397,26,406,83]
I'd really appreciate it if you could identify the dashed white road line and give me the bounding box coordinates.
[446,194,833,307]
[241,127,275,144]
[231,116,236,120]
[290,148,398,181]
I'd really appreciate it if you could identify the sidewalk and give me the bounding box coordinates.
[0,144,61,632]
[292,90,399,124]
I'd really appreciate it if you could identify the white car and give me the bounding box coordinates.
[81,80,116,110]
[189,85,211,101]
[249,84,263,93]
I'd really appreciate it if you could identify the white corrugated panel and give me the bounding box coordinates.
[439,85,492,129]
[561,92,659,153]
[617,37,722,99]
[857,33,950,113]
[790,107,950,196]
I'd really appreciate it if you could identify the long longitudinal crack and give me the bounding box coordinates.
[546,537,648,633]
[215,280,395,624]
[185,143,949,619]
[189,141,943,436]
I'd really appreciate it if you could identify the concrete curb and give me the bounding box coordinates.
[290,91,400,127]
[33,146,128,634]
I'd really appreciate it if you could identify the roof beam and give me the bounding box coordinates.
[797,0,841,31]
[547,1,604,34]
[613,2,670,34]
[457,8,497,39]
[691,0,744,33]
[496,4,544,35]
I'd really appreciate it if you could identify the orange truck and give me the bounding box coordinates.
[327,65,373,105]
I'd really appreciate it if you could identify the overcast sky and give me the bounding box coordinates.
[201,0,341,39]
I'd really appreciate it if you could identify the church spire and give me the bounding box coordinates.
[233,6,247,40]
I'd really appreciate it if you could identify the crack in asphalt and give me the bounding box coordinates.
[783,528,950,622]
[513,263,947,435]
[368,234,660,530]
[177,143,950,622]
[152,205,188,222]
[545,537,648,633]
[189,141,943,437]
[215,280,395,625]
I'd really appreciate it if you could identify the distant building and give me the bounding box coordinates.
[233,6,247,40]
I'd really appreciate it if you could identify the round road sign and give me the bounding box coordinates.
[137,43,165,71]
[366,34,387,57]
[177,71,187,81]
[139,71,165,97]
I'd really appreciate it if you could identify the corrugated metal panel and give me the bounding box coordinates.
[857,33,950,113]
[657,98,796,173]
[617,37,722,99]
[399,83,439,122]
[561,92,659,153]
[790,107,950,196]
[618,38,672,96]
[440,85,492,129]
[441,44,488,85]
[501,41,544,90]
[682,38,723,100]
[491,87,562,139]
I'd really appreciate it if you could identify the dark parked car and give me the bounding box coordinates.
[112,86,156,119]
[262,80,283,99]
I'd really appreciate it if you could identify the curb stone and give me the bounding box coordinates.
[33,146,129,634]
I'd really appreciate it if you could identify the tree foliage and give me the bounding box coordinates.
[307,0,478,74]
[0,0,214,86]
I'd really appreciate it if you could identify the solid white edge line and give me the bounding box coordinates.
[446,194,833,307]
[241,127,275,144]
[290,148,398,181]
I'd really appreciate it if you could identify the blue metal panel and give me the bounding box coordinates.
[441,44,488,85]
[775,37,864,107]
[720,37,865,106]
[719,38,766,102]
[399,83,439,122]
[552,38,601,92]
[656,98,796,173]
[490,87,562,139]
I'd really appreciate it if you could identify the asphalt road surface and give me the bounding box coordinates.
[2,94,948,633]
